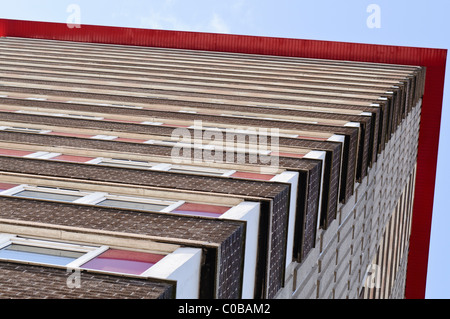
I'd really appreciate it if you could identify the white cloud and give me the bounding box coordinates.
[139,11,194,31]
[209,13,230,34]
[138,5,231,34]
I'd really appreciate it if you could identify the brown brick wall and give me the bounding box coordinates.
[0,261,174,299]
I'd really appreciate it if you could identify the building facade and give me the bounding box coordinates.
[277,100,421,299]
[0,19,444,299]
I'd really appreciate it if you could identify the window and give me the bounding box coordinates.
[47,131,94,138]
[52,155,97,163]
[96,199,169,212]
[97,158,158,170]
[144,139,188,147]
[67,101,143,109]
[1,184,197,214]
[25,97,47,101]
[167,168,226,176]
[0,236,95,267]
[167,165,235,177]
[221,113,319,125]
[15,110,104,120]
[141,121,164,126]
[0,244,84,266]
[0,235,166,276]
[91,194,184,213]
[12,190,83,203]
[91,135,118,140]
[0,185,90,203]
[0,126,51,134]
[81,157,236,177]
[0,184,184,213]
[65,114,103,120]
[188,124,300,138]
[24,151,62,159]
[178,110,197,113]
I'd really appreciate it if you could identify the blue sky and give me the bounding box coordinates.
[0,0,449,298]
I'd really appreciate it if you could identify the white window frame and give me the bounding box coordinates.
[91,157,236,177]
[0,185,91,199]
[91,135,118,140]
[15,110,104,120]
[221,113,319,125]
[0,234,168,276]
[67,101,143,109]
[141,121,164,126]
[0,234,184,280]
[86,193,185,213]
[0,184,184,213]
[24,151,62,159]
[91,157,158,169]
[0,126,52,134]
[188,123,301,138]
[144,138,271,155]
[0,234,105,268]
[25,97,47,101]
[64,113,104,120]
[167,164,236,177]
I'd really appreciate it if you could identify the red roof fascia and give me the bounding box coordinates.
[0,18,446,299]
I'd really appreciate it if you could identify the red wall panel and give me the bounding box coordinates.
[0,18,446,299]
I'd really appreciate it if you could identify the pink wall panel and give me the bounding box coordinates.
[0,183,19,191]
[0,148,34,157]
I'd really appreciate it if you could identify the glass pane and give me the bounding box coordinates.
[12,190,82,202]
[98,162,152,169]
[0,244,83,266]
[168,168,225,176]
[81,249,165,275]
[5,127,43,133]
[96,199,168,212]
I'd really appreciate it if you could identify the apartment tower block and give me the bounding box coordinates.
[0,19,445,300]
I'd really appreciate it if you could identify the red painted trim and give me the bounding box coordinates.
[0,19,6,37]
[0,18,446,299]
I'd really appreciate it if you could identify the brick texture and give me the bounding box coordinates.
[0,261,174,299]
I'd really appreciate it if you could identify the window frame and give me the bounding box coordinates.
[0,184,185,213]
[88,193,185,213]
[0,185,91,201]
[167,164,236,177]
[93,157,236,177]
[90,135,118,140]
[0,126,52,134]
[92,157,159,169]
[14,110,104,120]
[0,235,103,268]
[0,234,167,276]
